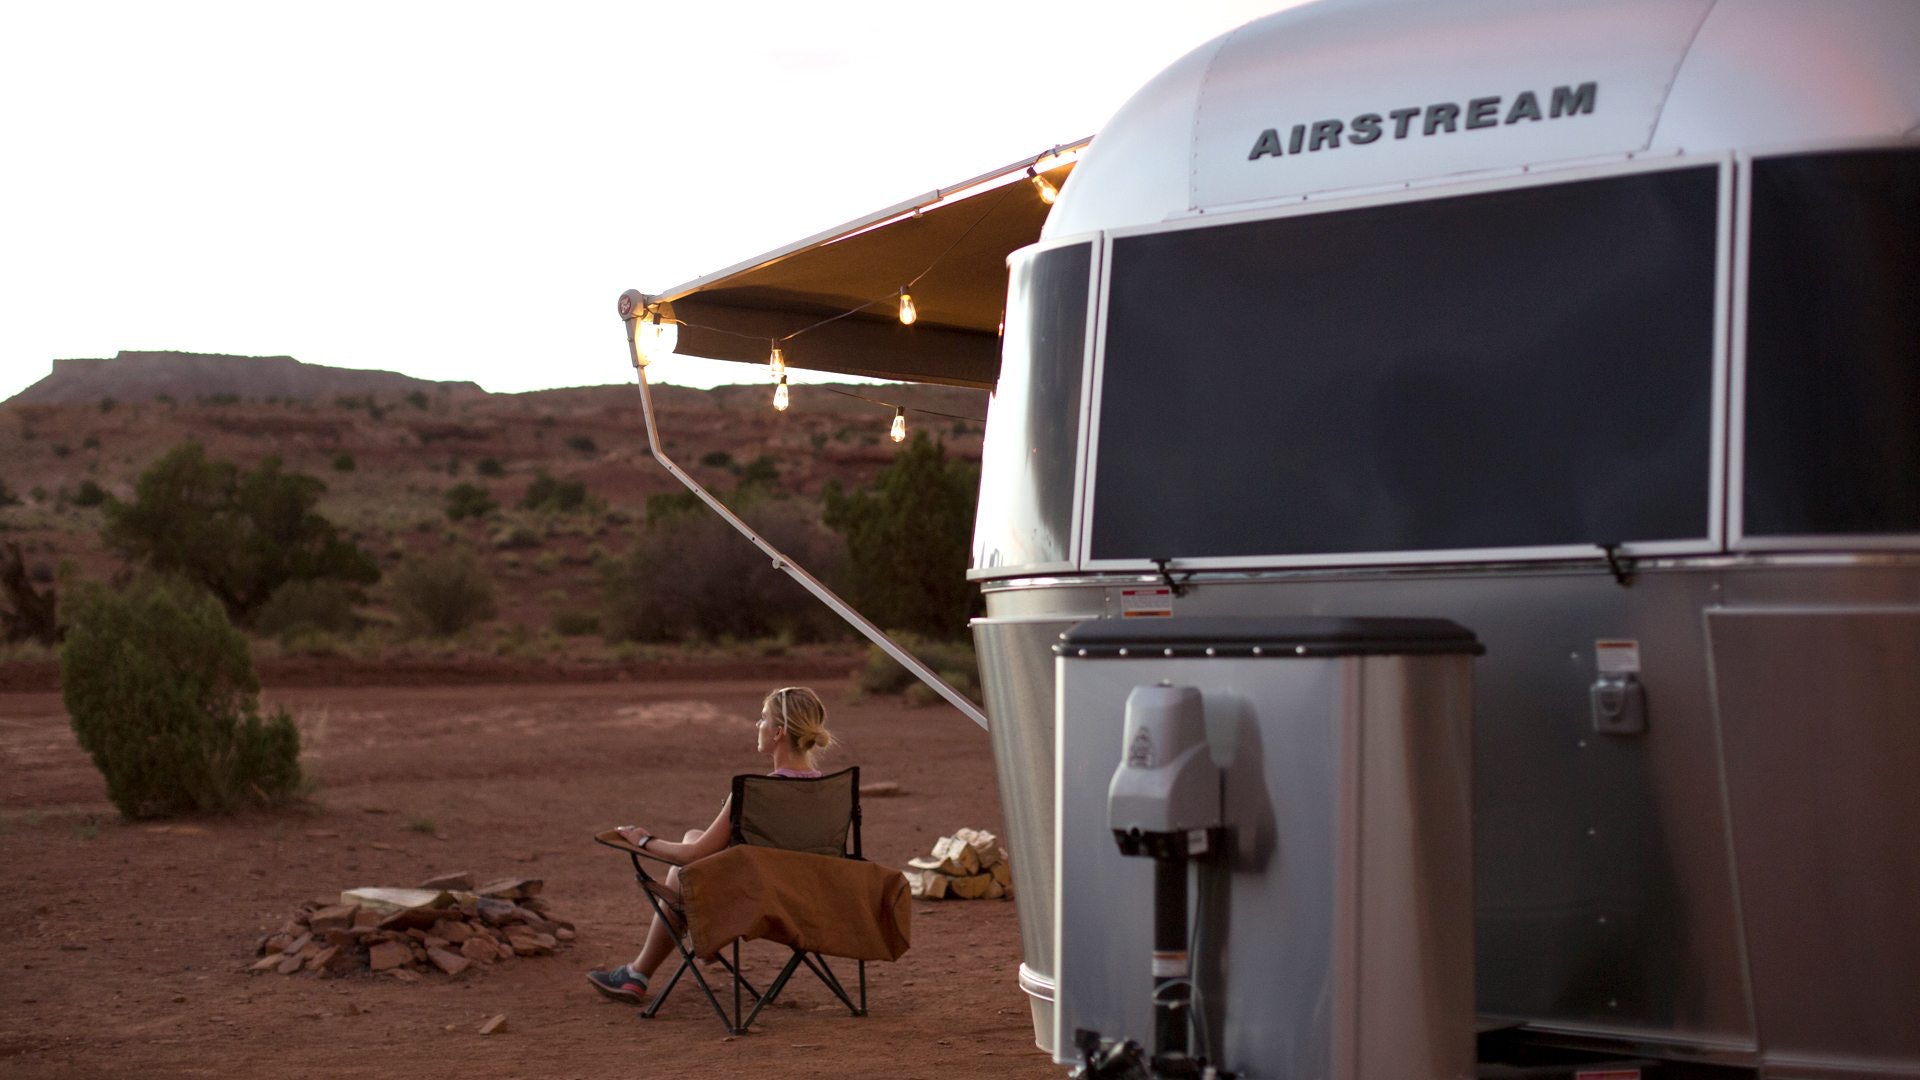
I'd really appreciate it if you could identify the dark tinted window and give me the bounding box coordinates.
[1092,167,1719,561]
[1743,147,1920,537]
[972,242,1092,571]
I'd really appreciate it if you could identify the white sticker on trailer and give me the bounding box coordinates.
[1121,588,1173,618]
[1595,639,1642,674]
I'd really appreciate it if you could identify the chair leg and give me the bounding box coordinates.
[799,954,861,1015]
[858,959,868,1017]
[735,950,809,1032]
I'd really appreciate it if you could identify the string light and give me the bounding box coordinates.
[636,316,680,364]
[897,288,917,326]
[773,375,790,412]
[1028,168,1058,205]
[890,407,907,443]
[768,344,786,381]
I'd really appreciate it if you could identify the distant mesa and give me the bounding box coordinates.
[6,351,484,406]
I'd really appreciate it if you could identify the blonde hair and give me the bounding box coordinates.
[764,686,833,754]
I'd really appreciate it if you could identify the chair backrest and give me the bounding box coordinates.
[729,766,861,859]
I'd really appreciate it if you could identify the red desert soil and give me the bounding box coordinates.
[0,675,1054,1079]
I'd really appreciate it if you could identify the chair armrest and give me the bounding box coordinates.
[593,829,689,868]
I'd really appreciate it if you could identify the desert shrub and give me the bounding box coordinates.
[331,452,356,472]
[0,479,19,507]
[406,391,430,411]
[81,435,100,450]
[822,433,980,640]
[855,632,980,700]
[71,479,107,508]
[550,609,600,637]
[564,435,597,454]
[253,579,359,638]
[101,442,379,622]
[60,578,302,819]
[443,482,496,522]
[521,472,589,513]
[599,499,846,644]
[699,450,735,470]
[736,455,780,493]
[99,397,116,413]
[476,457,505,478]
[52,443,71,458]
[491,523,541,550]
[391,550,496,636]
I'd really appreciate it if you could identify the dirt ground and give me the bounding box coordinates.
[0,674,1056,1079]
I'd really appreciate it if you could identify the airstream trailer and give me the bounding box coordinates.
[627,1,1919,1077]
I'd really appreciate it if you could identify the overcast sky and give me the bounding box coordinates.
[0,1,1286,402]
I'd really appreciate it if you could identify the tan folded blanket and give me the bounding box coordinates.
[680,845,912,963]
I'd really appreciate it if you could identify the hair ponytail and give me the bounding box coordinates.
[765,686,832,756]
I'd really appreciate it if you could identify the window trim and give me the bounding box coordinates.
[966,235,1105,581]
[1076,153,1733,573]
[1728,138,1920,553]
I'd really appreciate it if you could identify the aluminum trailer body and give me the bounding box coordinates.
[967,2,1920,1076]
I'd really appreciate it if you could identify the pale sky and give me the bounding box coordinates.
[0,1,1283,402]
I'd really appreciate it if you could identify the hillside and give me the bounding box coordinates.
[0,366,988,664]
[8,351,485,406]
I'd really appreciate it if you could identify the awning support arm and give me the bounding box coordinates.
[621,298,991,731]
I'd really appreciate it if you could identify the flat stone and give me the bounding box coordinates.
[427,946,470,976]
[555,927,576,943]
[474,878,542,901]
[368,941,411,973]
[474,898,518,926]
[478,1014,507,1035]
[275,953,305,975]
[435,920,474,944]
[249,954,286,973]
[305,946,340,972]
[389,967,423,983]
[344,887,452,916]
[460,937,498,965]
[417,872,475,891]
[307,904,359,932]
[858,781,903,798]
[351,907,383,930]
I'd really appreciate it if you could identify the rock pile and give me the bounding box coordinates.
[903,828,1014,901]
[248,873,575,979]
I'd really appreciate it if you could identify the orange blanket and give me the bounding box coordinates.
[679,845,912,963]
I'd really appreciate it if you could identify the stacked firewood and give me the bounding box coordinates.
[247,873,575,979]
[903,828,1014,900]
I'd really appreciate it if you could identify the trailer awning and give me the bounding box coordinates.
[647,141,1088,391]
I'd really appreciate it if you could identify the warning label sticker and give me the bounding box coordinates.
[1595,639,1642,674]
[1120,588,1173,618]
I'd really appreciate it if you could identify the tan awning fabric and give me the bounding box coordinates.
[648,143,1088,390]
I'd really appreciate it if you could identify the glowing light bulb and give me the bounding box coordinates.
[1030,171,1058,204]
[769,345,786,381]
[635,317,679,364]
[890,407,906,443]
[773,376,789,412]
[898,289,917,326]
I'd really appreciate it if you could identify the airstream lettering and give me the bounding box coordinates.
[1247,82,1598,159]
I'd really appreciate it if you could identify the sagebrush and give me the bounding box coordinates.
[600,497,846,644]
[60,578,302,818]
[391,549,496,636]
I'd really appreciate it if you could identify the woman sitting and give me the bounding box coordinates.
[586,685,833,1003]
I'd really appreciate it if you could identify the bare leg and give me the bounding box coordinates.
[626,829,703,979]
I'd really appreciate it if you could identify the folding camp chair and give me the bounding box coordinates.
[596,765,874,1035]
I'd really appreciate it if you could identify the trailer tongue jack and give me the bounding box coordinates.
[1073,684,1229,1080]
